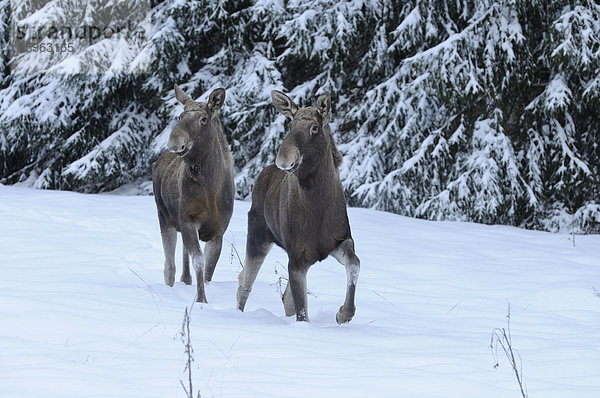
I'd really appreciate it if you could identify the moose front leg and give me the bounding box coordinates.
[287,262,310,322]
[331,238,360,324]
[159,225,177,287]
[181,224,207,303]
[181,245,192,285]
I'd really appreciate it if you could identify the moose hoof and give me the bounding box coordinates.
[336,306,355,325]
[164,274,175,287]
[237,288,250,311]
[237,298,246,312]
[180,273,192,285]
[295,309,309,322]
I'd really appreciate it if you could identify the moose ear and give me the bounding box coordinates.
[174,84,192,105]
[207,88,226,114]
[271,90,298,119]
[316,93,331,122]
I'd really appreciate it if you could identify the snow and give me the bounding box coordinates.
[1,185,599,397]
[393,6,421,37]
[543,73,573,112]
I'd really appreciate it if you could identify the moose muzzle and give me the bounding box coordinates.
[275,144,301,172]
[167,127,191,156]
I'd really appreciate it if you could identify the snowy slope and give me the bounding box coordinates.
[0,185,599,398]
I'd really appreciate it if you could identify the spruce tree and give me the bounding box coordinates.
[1,0,598,232]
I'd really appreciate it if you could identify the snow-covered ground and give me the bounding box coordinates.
[1,184,599,398]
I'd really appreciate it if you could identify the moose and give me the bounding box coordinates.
[237,90,360,324]
[152,84,234,303]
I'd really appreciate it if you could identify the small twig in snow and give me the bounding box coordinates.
[179,306,201,398]
[448,299,463,313]
[224,236,244,270]
[370,290,396,308]
[490,303,528,398]
[129,267,165,328]
[115,322,161,359]
[272,261,317,298]
[211,336,256,398]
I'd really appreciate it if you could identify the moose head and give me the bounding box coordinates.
[271,90,332,179]
[167,84,226,157]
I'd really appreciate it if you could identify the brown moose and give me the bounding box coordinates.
[237,90,360,323]
[152,84,234,303]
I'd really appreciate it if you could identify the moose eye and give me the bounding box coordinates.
[177,114,182,121]
[200,117,208,124]
[310,125,319,134]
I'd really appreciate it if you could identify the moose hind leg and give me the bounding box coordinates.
[204,235,223,283]
[237,239,273,311]
[282,281,295,317]
[238,210,274,311]
[331,239,360,324]
[181,224,207,303]
[160,226,177,287]
[181,244,192,285]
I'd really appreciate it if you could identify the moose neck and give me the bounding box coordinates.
[294,146,344,204]
[184,129,223,183]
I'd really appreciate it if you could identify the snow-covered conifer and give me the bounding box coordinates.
[1,0,598,232]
